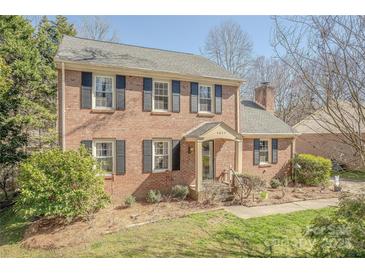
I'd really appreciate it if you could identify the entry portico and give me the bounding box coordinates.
[184,122,242,198]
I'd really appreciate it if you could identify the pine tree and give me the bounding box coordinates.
[29,15,76,149]
[54,15,77,41]
[0,16,77,198]
[0,16,40,198]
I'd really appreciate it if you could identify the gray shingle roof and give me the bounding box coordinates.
[240,100,296,135]
[55,35,242,82]
[294,101,365,134]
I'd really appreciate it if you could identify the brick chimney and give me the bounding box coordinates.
[255,82,276,113]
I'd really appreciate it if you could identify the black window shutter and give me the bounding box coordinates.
[272,139,278,164]
[253,139,260,165]
[143,78,152,111]
[215,84,222,114]
[190,82,198,113]
[116,140,126,175]
[80,140,92,154]
[172,140,180,171]
[81,72,92,109]
[116,75,126,110]
[172,80,180,113]
[143,140,152,173]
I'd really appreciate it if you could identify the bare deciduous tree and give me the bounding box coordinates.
[202,20,253,78]
[243,56,315,125]
[78,16,119,42]
[273,16,365,167]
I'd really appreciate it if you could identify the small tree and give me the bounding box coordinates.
[16,147,110,219]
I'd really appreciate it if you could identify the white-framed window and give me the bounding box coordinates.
[198,84,213,113]
[152,140,171,172]
[259,139,270,164]
[93,140,115,175]
[153,80,170,111]
[93,75,114,109]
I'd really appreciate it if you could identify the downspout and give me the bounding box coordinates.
[61,62,66,151]
[236,86,240,132]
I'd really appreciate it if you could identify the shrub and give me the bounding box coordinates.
[259,191,269,200]
[233,173,266,204]
[16,147,110,219]
[306,194,365,257]
[292,154,332,186]
[124,195,136,208]
[270,179,281,189]
[146,189,162,204]
[171,185,189,200]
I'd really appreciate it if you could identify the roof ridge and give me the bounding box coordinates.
[241,100,265,110]
[63,34,199,57]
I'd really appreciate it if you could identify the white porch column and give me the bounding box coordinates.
[235,139,243,173]
[195,140,203,192]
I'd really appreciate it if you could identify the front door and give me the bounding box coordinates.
[202,141,214,180]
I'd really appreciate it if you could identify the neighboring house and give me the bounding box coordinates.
[55,35,297,200]
[294,102,365,169]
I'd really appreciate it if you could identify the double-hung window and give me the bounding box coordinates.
[94,140,114,175]
[94,75,114,109]
[152,140,170,172]
[259,140,269,164]
[198,84,212,113]
[153,81,169,111]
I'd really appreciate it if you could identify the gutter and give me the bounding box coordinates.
[241,132,301,138]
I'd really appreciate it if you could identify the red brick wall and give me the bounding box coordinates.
[242,138,293,182]
[59,69,238,200]
[214,139,235,178]
[254,85,275,113]
[296,133,364,169]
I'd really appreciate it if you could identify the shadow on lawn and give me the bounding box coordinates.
[0,207,29,246]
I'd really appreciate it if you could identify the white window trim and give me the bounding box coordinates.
[92,139,116,176]
[152,139,172,173]
[92,75,115,110]
[198,84,214,114]
[152,80,171,112]
[259,138,272,165]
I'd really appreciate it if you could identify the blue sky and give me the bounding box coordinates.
[66,16,274,58]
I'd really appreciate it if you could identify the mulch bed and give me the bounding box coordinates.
[22,200,218,250]
[233,185,340,207]
[21,183,351,250]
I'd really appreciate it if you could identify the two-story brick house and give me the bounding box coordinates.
[55,35,297,201]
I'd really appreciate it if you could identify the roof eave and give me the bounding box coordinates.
[54,58,244,86]
[240,132,301,138]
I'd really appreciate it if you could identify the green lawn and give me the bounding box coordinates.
[332,169,365,182]
[0,207,334,258]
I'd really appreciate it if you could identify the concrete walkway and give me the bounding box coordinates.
[225,198,338,219]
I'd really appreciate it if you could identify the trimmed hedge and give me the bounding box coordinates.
[292,154,332,186]
[16,147,110,219]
